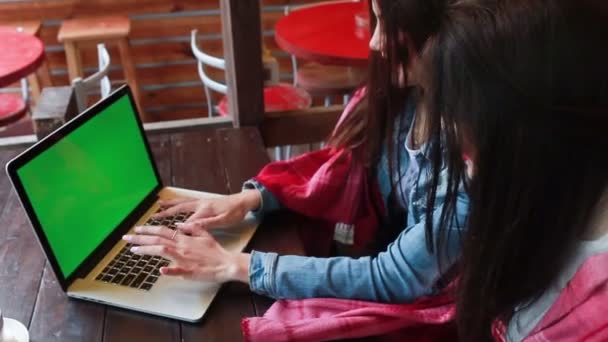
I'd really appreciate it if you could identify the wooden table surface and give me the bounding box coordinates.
[0,127,310,341]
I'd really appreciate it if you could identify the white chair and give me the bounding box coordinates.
[190,30,228,118]
[191,29,313,160]
[71,43,112,113]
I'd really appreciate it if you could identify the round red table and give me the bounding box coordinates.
[275,1,371,67]
[0,27,45,87]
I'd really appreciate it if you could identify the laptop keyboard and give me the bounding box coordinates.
[95,209,193,291]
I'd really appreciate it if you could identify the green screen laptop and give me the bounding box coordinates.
[5,85,257,322]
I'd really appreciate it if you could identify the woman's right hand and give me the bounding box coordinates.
[154,189,261,231]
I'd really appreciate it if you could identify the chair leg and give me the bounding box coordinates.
[20,78,30,105]
[275,147,282,161]
[285,145,292,159]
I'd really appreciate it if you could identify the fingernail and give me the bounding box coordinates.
[175,222,184,226]
[134,226,143,233]
[130,246,139,253]
[122,235,132,241]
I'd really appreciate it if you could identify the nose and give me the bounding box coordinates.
[369,24,381,52]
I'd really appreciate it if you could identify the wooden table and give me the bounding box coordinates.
[274,1,370,67]
[0,127,309,341]
[0,27,44,87]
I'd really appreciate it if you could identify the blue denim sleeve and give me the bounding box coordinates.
[249,191,468,303]
[242,179,282,220]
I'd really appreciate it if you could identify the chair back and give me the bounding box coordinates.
[71,43,111,113]
[191,29,228,117]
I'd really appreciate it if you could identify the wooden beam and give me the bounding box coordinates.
[260,105,343,147]
[220,0,265,127]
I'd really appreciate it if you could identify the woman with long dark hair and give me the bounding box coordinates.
[122,0,469,304]
[422,0,608,339]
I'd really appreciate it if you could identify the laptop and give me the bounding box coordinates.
[5,85,258,322]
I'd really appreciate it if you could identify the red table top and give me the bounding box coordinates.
[0,27,45,87]
[275,1,370,67]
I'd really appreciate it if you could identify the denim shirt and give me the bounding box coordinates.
[243,105,470,303]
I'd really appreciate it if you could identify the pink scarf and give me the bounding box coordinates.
[492,252,608,341]
[244,87,458,341]
[524,252,608,341]
[253,87,383,252]
[242,292,457,342]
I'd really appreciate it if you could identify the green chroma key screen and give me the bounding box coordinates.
[16,94,159,279]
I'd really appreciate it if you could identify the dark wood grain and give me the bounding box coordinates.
[29,266,105,342]
[103,309,180,342]
[0,148,20,212]
[220,0,265,127]
[260,106,342,147]
[215,127,270,193]
[0,148,43,326]
[147,133,172,185]
[0,192,46,325]
[181,282,255,342]
[170,130,228,194]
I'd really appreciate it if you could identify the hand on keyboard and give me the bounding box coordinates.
[123,225,249,284]
[154,190,260,232]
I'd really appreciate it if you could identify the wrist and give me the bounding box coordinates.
[239,189,262,212]
[225,252,251,284]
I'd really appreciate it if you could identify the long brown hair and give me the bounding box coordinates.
[328,0,447,171]
[328,0,449,251]
[423,0,608,339]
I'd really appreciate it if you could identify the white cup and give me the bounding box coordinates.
[0,309,30,342]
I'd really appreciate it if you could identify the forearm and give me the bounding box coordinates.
[247,249,434,303]
[244,195,468,302]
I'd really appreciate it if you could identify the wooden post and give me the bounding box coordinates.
[219,0,265,127]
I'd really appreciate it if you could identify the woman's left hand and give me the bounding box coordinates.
[122,225,251,284]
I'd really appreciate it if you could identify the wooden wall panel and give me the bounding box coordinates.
[0,0,214,21]
[0,0,328,122]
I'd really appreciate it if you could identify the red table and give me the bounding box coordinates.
[275,1,370,67]
[0,27,45,87]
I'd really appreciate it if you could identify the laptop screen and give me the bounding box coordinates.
[15,93,159,279]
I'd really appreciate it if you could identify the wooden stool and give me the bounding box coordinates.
[3,21,53,102]
[57,16,143,118]
[0,94,27,130]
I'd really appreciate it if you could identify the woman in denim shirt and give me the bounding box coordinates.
[124,0,469,304]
